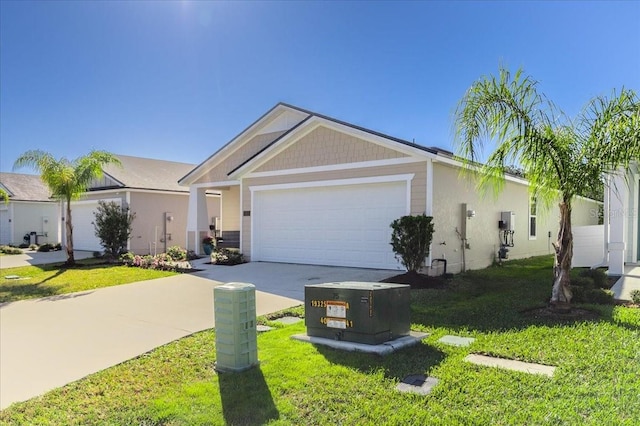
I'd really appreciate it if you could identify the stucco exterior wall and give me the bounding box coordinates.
[240,161,428,259]
[9,201,61,246]
[192,131,286,184]
[255,126,408,172]
[128,192,220,254]
[432,163,600,273]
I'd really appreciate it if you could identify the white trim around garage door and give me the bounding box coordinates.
[249,174,413,269]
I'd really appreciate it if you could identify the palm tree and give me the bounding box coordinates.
[14,150,120,265]
[454,67,640,307]
[0,188,8,204]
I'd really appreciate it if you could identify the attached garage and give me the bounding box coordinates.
[70,199,121,252]
[251,177,410,270]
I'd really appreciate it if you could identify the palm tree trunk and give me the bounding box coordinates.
[551,201,573,306]
[65,199,75,266]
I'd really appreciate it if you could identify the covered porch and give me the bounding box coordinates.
[185,183,240,255]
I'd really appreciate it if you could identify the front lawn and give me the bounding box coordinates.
[0,260,177,303]
[1,256,639,424]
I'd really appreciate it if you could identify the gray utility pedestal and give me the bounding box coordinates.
[305,282,410,345]
[213,282,258,373]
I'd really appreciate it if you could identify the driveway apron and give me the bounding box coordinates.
[0,274,301,410]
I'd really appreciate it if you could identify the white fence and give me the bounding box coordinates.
[572,225,605,268]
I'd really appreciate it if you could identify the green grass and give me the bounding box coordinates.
[0,260,177,303]
[1,256,639,425]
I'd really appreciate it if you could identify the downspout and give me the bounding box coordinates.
[426,159,434,273]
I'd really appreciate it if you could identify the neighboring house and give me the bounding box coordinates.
[0,172,62,246]
[71,155,221,254]
[179,103,600,273]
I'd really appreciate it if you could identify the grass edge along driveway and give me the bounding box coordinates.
[0,260,177,303]
[1,256,639,425]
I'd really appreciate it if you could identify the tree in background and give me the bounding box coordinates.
[93,200,135,259]
[454,67,639,307]
[390,214,435,274]
[0,188,8,204]
[14,150,120,266]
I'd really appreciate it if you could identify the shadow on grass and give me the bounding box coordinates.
[0,282,65,305]
[218,366,279,425]
[315,342,446,381]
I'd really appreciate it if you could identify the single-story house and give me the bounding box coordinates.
[179,103,599,273]
[0,172,62,246]
[70,155,221,254]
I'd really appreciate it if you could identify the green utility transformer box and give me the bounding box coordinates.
[214,282,258,372]
[305,282,411,345]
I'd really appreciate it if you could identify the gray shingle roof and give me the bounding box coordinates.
[98,155,196,193]
[0,172,53,202]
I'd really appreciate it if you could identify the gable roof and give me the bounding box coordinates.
[92,155,197,193]
[0,172,53,202]
[179,102,441,185]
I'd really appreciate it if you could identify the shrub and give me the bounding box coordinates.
[579,268,609,289]
[167,246,187,261]
[630,289,640,304]
[390,214,435,273]
[120,251,135,265]
[584,288,614,305]
[54,243,62,251]
[93,201,136,258]
[37,243,55,252]
[571,276,595,290]
[211,248,244,265]
[28,244,38,250]
[0,245,23,255]
[186,250,198,261]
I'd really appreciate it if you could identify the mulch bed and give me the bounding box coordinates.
[381,271,448,289]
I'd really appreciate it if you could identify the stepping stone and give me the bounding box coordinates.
[396,374,439,395]
[438,335,475,347]
[273,316,303,325]
[256,325,274,332]
[465,354,556,377]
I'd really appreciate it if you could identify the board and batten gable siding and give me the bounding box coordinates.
[192,131,287,184]
[254,126,409,173]
[431,162,600,273]
[241,161,428,260]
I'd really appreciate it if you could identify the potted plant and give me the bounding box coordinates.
[202,235,215,255]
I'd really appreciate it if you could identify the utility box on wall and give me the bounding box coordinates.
[213,282,258,373]
[500,211,515,231]
[305,282,411,345]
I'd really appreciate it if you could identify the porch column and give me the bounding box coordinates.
[608,172,627,275]
[186,187,209,255]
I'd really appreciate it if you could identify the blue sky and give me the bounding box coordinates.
[1,1,639,173]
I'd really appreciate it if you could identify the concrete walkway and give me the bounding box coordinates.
[0,274,301,409]
[0,250,94,269]
[611,265,640,301]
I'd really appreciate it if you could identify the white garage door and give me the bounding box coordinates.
[252,180,408,270]
[71,199,121,252]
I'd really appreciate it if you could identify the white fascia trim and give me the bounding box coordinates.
[232,117,437,178]
[190,181,239,190]
[180,106,303,185]
[85,187,221,197]
[72,197,122,206]
[434,155,534,187]
[245,156,424,179]
[249,174,415,193]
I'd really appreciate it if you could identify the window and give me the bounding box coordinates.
[529,196,537,239]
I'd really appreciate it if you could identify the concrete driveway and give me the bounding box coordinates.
[0,250,94,269]
[0,261,396,409]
